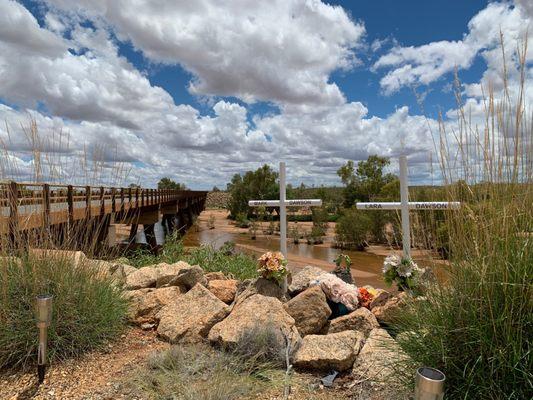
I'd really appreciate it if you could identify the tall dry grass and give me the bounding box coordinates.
[0,118,131,369]
[392,39,533,399]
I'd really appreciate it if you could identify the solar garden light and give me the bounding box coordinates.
[415,367,445,400]
[35,294,53,384]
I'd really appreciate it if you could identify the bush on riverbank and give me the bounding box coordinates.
[334,208,372,250]
[0,255,128,369]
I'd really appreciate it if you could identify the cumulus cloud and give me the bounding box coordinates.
[0,0,527,189]
[42,0,365,107]
[374,2,532,94]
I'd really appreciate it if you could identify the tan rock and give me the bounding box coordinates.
[208,294,297,346]
[293,330,364,371]
[369,289,392,310]
[124,266,159,290]
[157,284,229,343]
[235,278,285,305]
[372,292,408,324]
[166,262,207,289]
[288,266,327,294]
[127,286,185,323]
[208,279,238,304]
[29,249,87,267]
[155,262,183,287]
[205,271,227,281]
[352,328,410,382]
[284,286,331,335]
[328,307,379,336]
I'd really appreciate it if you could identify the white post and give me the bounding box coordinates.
[279,162,288,292]
[399,155,411,258]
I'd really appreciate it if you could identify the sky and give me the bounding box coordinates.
[0,0,531,189]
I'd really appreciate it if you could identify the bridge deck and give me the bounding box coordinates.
[0,182,207,234]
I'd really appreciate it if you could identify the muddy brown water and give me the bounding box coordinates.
[181,209,389,288]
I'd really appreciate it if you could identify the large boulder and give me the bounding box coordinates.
[288,266,327,294]
[284,286,331,335]
[293,330,364,371]
[30,249,87,267]
[352,328,410,383]
[372,292,408,324]
[87,259,136,285]
[208,279,238,304]
[235,278,285,305]
[157,284,229,343]
[126,286,185,323]
[166,262,207,289]
[155,262,185,287]
[208,294,297,346]
[124,266,159,290]
[327,307,379,337]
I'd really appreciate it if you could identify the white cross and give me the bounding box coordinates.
[248,162,322,291]
[356,155,460,258]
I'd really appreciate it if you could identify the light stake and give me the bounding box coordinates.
[35,294,53,384]
[415,367,445,400]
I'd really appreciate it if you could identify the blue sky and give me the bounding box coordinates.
[1,1,531,188]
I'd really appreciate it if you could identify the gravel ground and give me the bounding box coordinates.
[0,327,408,400]
[0,328,168,400]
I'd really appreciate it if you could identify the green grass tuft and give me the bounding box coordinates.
[0,255,128,369]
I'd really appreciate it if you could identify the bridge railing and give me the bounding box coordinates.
[0,181,207,234]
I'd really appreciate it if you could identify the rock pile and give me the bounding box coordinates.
[87,256,409,380]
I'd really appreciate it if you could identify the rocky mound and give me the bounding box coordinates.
[76,253,410,380]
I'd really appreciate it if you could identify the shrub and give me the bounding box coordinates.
[334,208,372,250]
[235,212,251,228]
[0,255,128,369]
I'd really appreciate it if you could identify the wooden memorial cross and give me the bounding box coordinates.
[248,162,322,291]
[356,155,460,258]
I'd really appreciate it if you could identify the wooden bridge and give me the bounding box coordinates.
[0,181,207,252]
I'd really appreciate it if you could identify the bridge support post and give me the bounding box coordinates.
[129,223,138,244]
[143,224,157,250]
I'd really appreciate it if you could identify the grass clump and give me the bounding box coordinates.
[187,244,258,280]
[0,255,128,369]
[127,235,258,280]
[132,344,280,400]
[230,323,287,368]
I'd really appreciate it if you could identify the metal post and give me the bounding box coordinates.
[399,155,411,258]
[279,161,288,293]
[36,295,53,384]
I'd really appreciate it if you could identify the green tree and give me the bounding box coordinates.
[337,155,397,206]
[157,177,187,190]
[226,165,279,218]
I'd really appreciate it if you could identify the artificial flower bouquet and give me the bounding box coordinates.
[258,251,288,283]
[357,287,374,309]
[382,254,425,291]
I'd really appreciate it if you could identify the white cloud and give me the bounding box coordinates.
[42,0,365,106]
[0,0,528,189]
[374,2,531,94]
